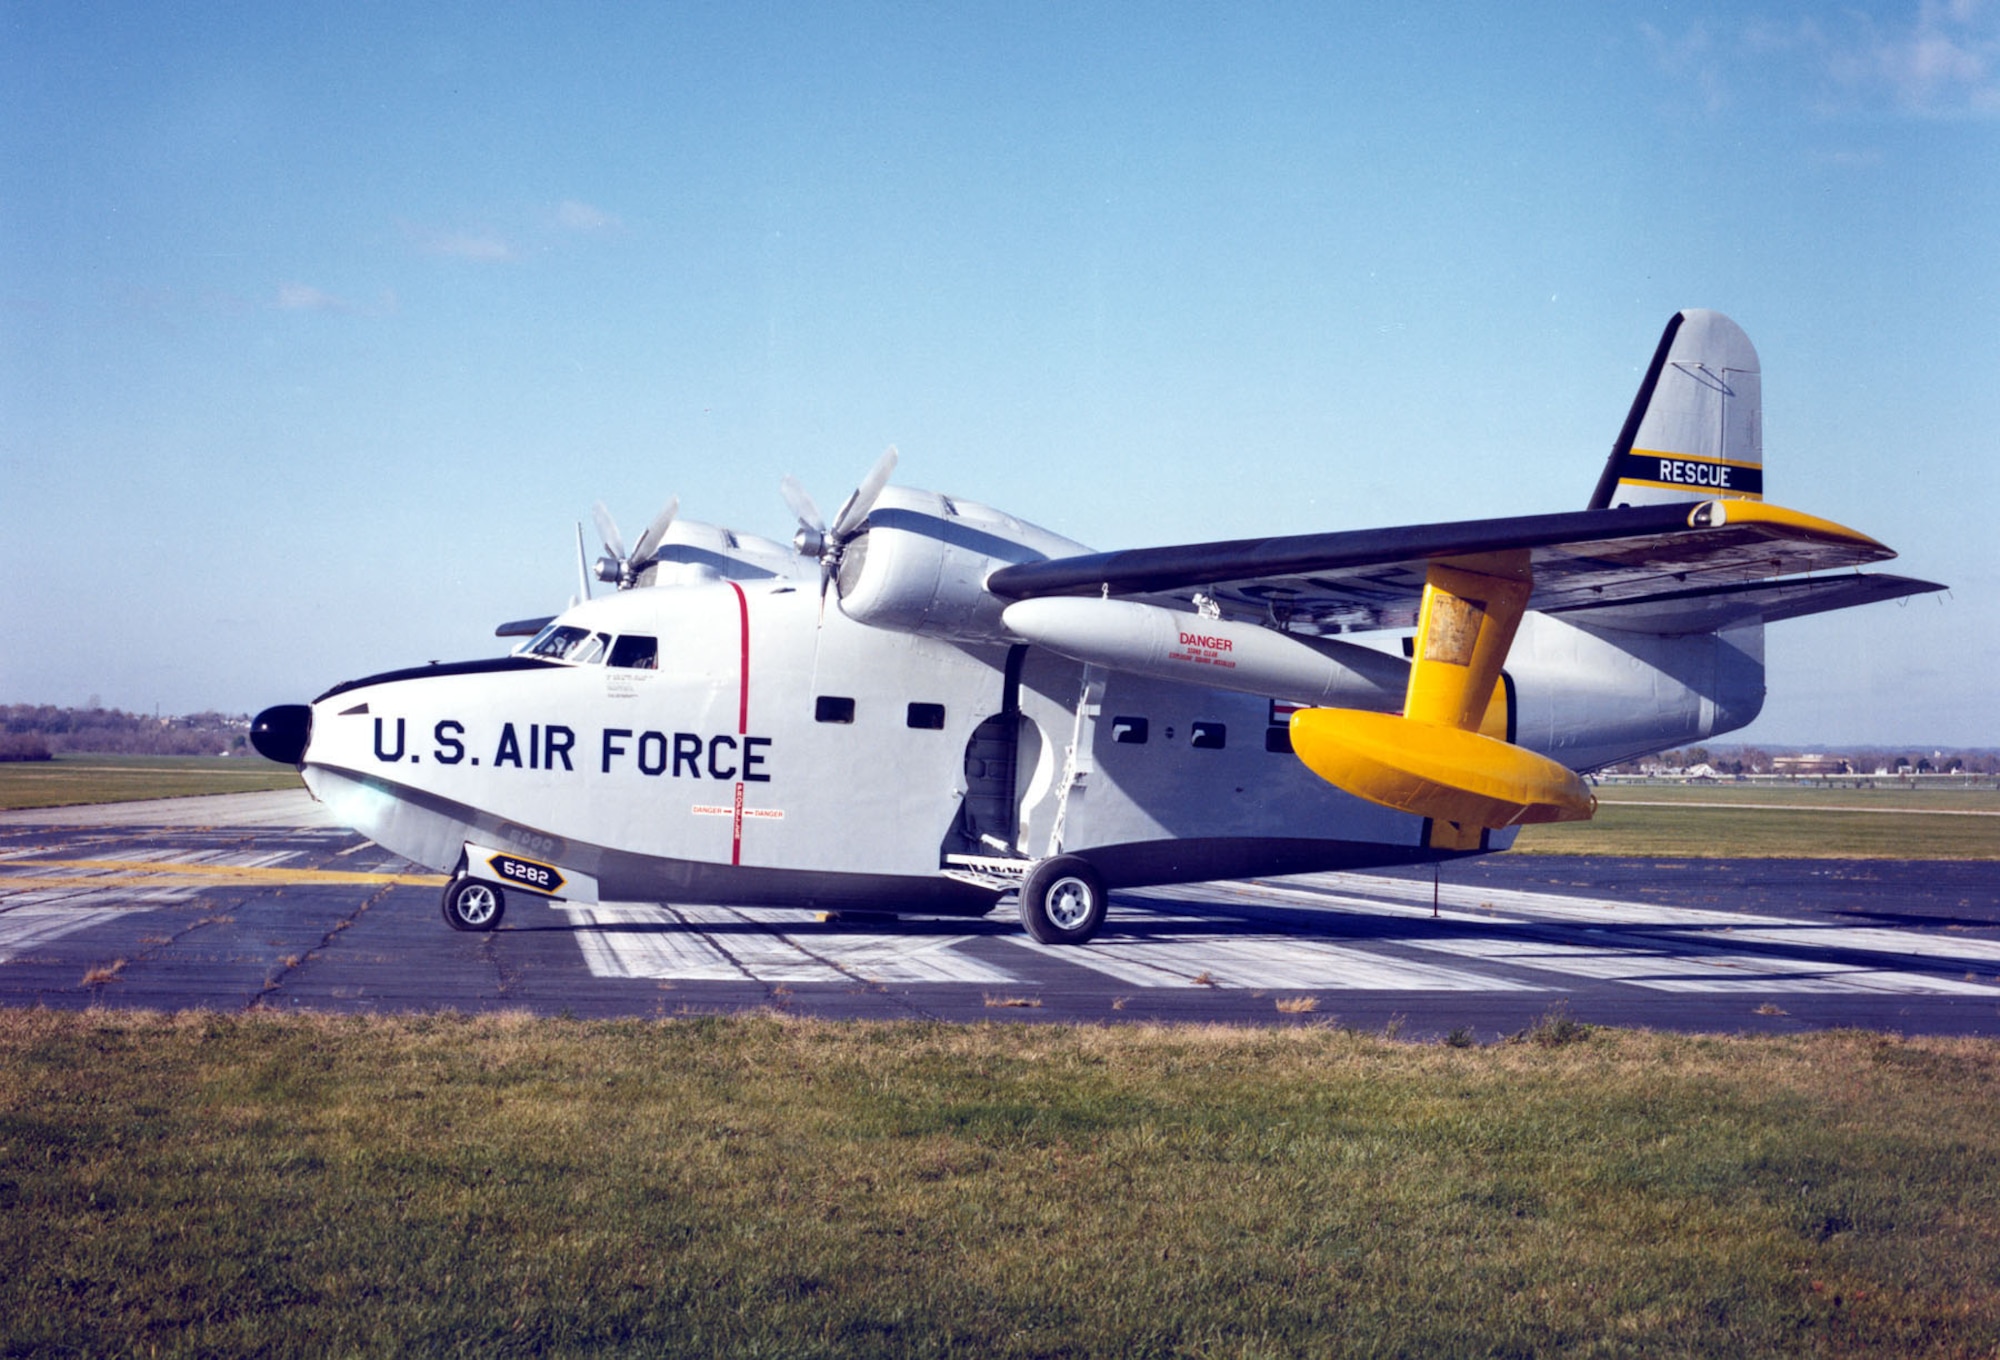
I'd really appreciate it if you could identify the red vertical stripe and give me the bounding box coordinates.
[729,581,750,735]
[728,581,750,866]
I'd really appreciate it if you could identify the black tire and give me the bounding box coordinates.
[1017,855,1106,945]
[441,876,506,932]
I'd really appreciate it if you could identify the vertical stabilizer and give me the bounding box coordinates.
[1588,310,1762,508]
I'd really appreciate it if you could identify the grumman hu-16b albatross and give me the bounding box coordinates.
[252,311,1942,945]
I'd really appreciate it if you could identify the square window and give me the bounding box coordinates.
[1191,722,1226,749]
[907,702,946,730]
[1110,716,1149,745]
[815,695,856,724]
[608,635,658,669]
[1264,726,1293,754]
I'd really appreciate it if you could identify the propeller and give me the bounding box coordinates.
[781,445,897,597]
[591,496,679,589]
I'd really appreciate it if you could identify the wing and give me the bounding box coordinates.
[986,499,1942,634]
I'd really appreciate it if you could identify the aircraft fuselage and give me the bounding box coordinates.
[298,576,1466,913]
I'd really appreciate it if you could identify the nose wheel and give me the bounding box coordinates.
[1017,855,1106,945]
[441,876,506,932]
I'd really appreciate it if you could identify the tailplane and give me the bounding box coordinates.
[1588,309,1763,508]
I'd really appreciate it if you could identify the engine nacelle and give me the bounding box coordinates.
[835,488,1088,641]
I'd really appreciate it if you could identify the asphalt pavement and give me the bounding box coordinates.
[3,791,1997,1038]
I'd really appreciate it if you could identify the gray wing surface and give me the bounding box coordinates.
[985,503,1940,636]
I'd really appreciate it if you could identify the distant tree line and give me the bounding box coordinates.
[1602,745,2000,776]
[0,705,253,760]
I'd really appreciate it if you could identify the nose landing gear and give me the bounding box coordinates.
[441,876,506,932]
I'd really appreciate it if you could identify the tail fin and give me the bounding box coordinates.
[1588,309,1762,509]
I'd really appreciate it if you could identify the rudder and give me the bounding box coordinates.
[1588,309,1763,508]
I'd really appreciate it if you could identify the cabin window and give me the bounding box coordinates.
[1264,726,1293,754]
[907,702,946,730]
[1191,722,1226,750]
[815,696,856,724]
[608,635,658,669]
[570,632,611,665]
[1110,716,1149,745]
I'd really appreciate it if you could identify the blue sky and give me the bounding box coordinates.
[3,2,1994,745]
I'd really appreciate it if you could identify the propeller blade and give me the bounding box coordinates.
[591,501,627,562]
[779,474,825,533]
[629,496,680,566]
[831,445,897,541]
[574,522,593,602]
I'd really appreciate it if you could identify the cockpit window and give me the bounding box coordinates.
[520,625,594,660]
[609,635,658,669]
[519,625,655,667]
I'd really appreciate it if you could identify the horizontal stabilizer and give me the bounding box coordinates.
[1546,572,1946,634]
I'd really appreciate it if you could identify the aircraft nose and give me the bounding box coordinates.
[250,705,313,765]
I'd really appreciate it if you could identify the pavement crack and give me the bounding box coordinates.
[759,920,946,1021]
[245,881,393,1010]
[482,926,520,998]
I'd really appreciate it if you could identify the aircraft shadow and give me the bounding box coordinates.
[490,891,1994,990]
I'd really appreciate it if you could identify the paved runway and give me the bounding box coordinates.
[3,792,1998,1037]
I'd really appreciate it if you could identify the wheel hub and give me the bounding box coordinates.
[1046,877,1094,930]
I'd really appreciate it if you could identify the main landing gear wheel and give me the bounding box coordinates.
[441,876,506,932]
[1017,855,1106,946]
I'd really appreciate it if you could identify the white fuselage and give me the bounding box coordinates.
[301,579,1498,909]
[295,492,1764,911]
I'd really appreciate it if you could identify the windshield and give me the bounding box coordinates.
[519,625,594,660]
[517,624,644,666]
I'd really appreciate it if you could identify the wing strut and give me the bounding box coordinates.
[1289,551,1595,846]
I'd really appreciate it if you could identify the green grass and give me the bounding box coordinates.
[1512,796,2000,860]
[1594,782,2000,812]
[7,756,1997,859]
[3,1011,1998,1357]
[0,754,302,810]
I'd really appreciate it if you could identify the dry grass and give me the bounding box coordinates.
[2,1011,1998,1357]
[1275,995,1319,1013]
[982,993,1042,1008]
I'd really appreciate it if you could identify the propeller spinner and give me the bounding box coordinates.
[592,497,679,590]
[781,445,897,595]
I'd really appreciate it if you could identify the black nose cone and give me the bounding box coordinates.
[251,705,313,765]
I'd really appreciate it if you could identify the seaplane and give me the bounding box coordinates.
[252,311,1942,945]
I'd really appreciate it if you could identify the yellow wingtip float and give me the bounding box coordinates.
[1289,550,1596,835]
[1289,708,1596,829]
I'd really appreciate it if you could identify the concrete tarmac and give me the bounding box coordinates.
[3,792,1998,1038]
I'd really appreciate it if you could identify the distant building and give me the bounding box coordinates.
[1773,754,1849,776]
